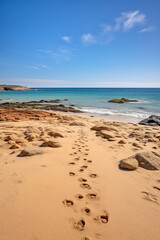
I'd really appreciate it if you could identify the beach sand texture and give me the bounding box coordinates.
[0,110,160,240]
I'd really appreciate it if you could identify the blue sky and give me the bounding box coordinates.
[0,0,160,87]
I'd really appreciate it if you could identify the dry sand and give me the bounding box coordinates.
[0,110,160,240]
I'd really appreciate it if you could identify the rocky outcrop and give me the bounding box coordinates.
[48,131,64,138]
[0,101,82,113]
[40,141,61,148]
[108,98,138,103]
[139,115,160,126]
[19,146,44,157]
[120,151,160,171]
[135,152,160,170]
[0,85,36,91]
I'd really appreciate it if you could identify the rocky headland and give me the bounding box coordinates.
[0,85,37,91]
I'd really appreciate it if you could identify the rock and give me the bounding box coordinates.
[48,131,64,138]
[132,142,142,149]
[19,146,43,157]
[10,144,20,149]
[4,136,12,141]
[15,138,27,144]
[135,152,160,170]
[69,122,85,126]
[120,151,160,171]
[97,130,115,139]
[91,125,117,132]
[108,98,138,103]
[118,140,126,144]
[25,134,35,142]
[120,157,139,170]
[40,141,61,148]
[139,115,160,126]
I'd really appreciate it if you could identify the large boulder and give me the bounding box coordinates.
[135,151,160,170]
[19,146,44,157]
[120,157,138,170]
[139,115,160,126]
[120,151,160,171]
[40,141,61,148]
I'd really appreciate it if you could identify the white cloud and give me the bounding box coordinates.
[140,26,155,33]
[115,10,146,31]
[29,66,40,70]
[37,64,50,69]
[81,33,96,44]
[100,24,112,34]
[29,64,49,70]
[37,47,74,61]
[62,36,70,42]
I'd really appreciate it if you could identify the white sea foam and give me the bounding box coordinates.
[80,107,150,119]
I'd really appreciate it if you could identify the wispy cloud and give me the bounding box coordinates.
[28,64,50,70]
[115,10,146,31]
[81,10,155,45]
[37,64,50,69]
[140,26,155,33]
[62,36,70,42]
[29,65,40,70]
[37,46,75,62]
[81,33,97,44]
[100,24,112,34]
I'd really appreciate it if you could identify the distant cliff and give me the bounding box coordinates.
[0,85,36,91]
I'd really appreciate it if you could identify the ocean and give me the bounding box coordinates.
[0,88,160,122]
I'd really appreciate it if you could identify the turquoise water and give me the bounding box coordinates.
[0,88,160,122]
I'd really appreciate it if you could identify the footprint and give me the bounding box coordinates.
[89,174,97,178]
[82,207,91,215]
[83,237,90,240]
[86,193,97,200]
[74,219,85,231]
[153,186,160,191]
[76,194,84,200]
[94,214,108,224]
[41,165,48,167]
[78,177,87,182]
[69,172,75,176]
[81,183,91,189]
[100,214,108,223]
[81,165,88,169]
[87,160,92,163]
[79,168,84,172]
[63,199,74,207]
[142,191,159,204]
[69,162,75,165]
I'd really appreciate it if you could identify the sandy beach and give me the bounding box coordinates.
[0,109,160,240]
